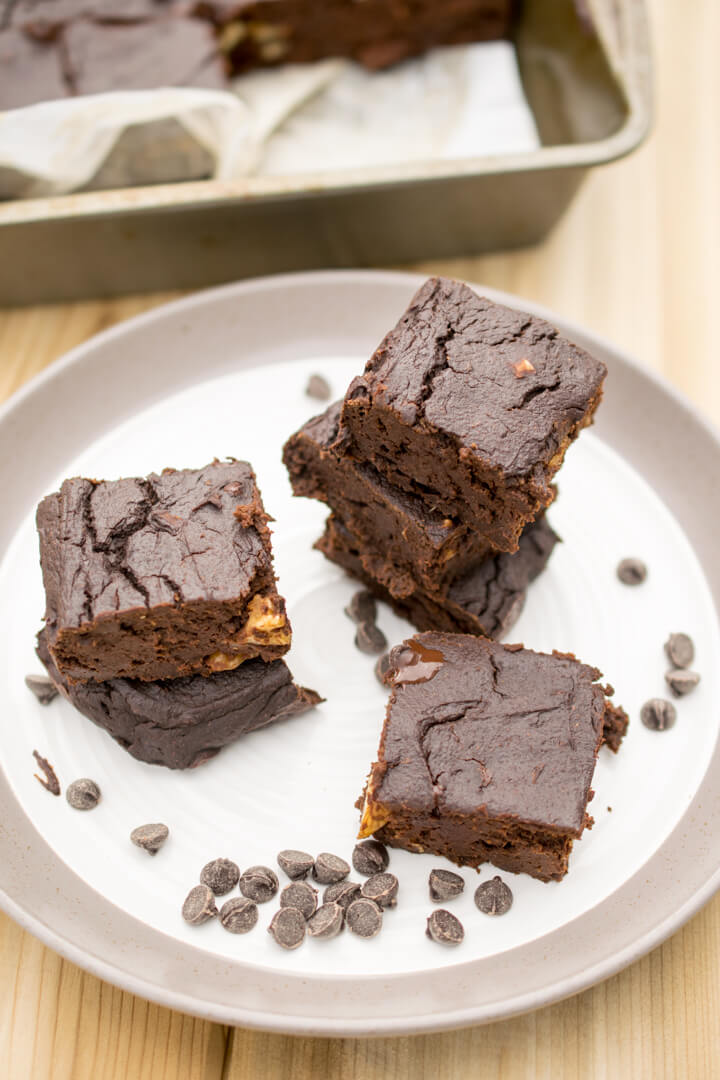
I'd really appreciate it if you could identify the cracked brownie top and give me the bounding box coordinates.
[341,277,607,479]
[360,631,620,837]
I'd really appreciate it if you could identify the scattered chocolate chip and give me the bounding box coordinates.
[665,669,701,697]
[374,651,393,686]
[307,902,344,940]
[641,697,677,731]
[66,778,100,810]
[130,823,169,855]
[268,906,306,949]
[182,884,217,925]
[426,909,464,945]
[239,865,279,903]
[355,621,388,656]
[345,589,377,626]
[428,868,465,903]
[32,750,60,796]
[305,373,331,401]
[616,557,647,585]
[277,848,314,880]
[323,880,361,911]
[219,896,258,934]
[474,876,513,916]
[25,674,58,705]
[279,881,318,920]
[664,632,695,669]
[346,898,382,938]
[360,872,398,909]
[200,858,240,895]
[352,839,389,876]
[312,852,350,885]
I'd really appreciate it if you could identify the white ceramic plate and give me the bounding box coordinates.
[1,271,719,1036]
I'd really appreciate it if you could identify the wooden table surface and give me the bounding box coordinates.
[1,2,719,1076]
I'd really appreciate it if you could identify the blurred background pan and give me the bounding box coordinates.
[0,0,650,304]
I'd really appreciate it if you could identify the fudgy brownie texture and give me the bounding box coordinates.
[283,400,514,596]
[358,632,628,882]
[335,278,607,552]
[62,16,227,93]
[0,28,69,107]
[37,459,290,684]
[317,514,558,640]
[198,0,514,73]
[37,629,321,769]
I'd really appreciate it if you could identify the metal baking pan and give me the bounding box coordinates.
[0,0,650,305]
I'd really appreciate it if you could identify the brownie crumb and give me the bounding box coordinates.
[25,674,58,705]
[306,374,332,401]
[32,750,60,796]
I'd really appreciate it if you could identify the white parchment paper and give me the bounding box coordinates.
[0,41,539,198]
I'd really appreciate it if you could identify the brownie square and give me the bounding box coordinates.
[358,632,628,882]
[336,277,607,552]
[37,459,290,683]
[37,628,321,769]
[0,28,69,108]
[317,512,558,640]
[62,16,228,94]
[283,400,507,597]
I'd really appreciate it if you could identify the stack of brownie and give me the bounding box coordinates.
[35,459,321,769]
[284,276,608,641]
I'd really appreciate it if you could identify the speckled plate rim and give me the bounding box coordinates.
[1,270,719,1037]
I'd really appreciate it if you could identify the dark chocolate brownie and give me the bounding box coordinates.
[283,400,519,596]
[317,514,558,640]
[199,0,513,74]
[0,28,69,107]
[37,459,290,684]
[335,278,607,552]
[62,16,228,94]
[37,629,321,769]
[358,632,628,882]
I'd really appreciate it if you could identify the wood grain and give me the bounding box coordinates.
[1,1,719,1076]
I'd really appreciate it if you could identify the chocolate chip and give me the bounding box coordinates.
[641,697,677,731]
[268,906,306,949]
[617,557,647,585]
[312,852,350,884]
[374,652,393,686]
[277,848,314,880]
[25,674,58,705]
[355,621,388,656]
[130,823,169,855]
[664,632,695,669]
[428,868,464,903]
[32,750,60,796]
[345,589,377,626]
[219,896,258,934]
[360,872,398,909]
[352,840,389,876]
[239,865,279,903]
[200,858,240,895]
[346,898,382,938]
[182,884,217,925]
[323,880,361,911]
[279,881,318,920]
[66,778,100,810]
[307,902,344,939]
[305,373,331,401]
[474,876,513,916]
[426,909,464,945]
[665,669,701,697]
